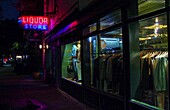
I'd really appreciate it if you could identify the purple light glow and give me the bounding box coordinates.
[51,20,78,39]
[28,99,47,110]
[9,99,47,110]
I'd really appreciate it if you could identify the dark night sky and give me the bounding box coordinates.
[0,0,19,20]
[0,0,21,56]
[0,0,44,56]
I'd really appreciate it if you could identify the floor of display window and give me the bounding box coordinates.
[63,78,82,85]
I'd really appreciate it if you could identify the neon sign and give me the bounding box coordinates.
[19,16,49,31]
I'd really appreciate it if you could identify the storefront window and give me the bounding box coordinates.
[138,0,165,15]
[99,28,123,95]
[130,14,168,110]
[83,28,124,96]
[83,23,97,36]
[100,10,121,30]
[61,40,82,84]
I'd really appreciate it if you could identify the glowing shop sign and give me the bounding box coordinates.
[20,16,49,31]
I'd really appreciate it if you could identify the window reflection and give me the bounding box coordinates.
[83,23,97,36]
[138,0,165,15]
[100,10,121,30]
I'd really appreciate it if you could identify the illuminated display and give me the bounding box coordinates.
[19,16,49,31]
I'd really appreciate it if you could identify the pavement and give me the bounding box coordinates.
[0,66,95,110]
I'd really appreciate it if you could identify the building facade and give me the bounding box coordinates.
[44,0,170,110]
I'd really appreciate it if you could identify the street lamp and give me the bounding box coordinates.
[39,44,49,49]
[39,44,42,49]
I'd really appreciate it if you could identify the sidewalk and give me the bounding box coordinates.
[0,66,95,110]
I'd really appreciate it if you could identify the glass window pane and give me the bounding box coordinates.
[61,41,82,84]
[130,14,168,110]
[98,28,124,96]
[100,10,121,30]
[138,0,165,15]
[83,23,97,36]
[83,35,98,87]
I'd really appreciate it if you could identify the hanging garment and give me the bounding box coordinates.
[105,54,123,94]
[99,54,112,90]
[105,54,122,84]
[140,57,154,91]
[153,57,168,92]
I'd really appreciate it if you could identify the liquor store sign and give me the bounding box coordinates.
[19,16,49,31]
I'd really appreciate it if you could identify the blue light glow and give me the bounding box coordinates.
[23,24,48,30]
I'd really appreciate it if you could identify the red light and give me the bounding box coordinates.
[69,21,78,28]
[21,16,49,24]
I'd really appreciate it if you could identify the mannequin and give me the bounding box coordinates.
[71,41,81,82]
[76,43,81,81]
[71,43,78,81]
